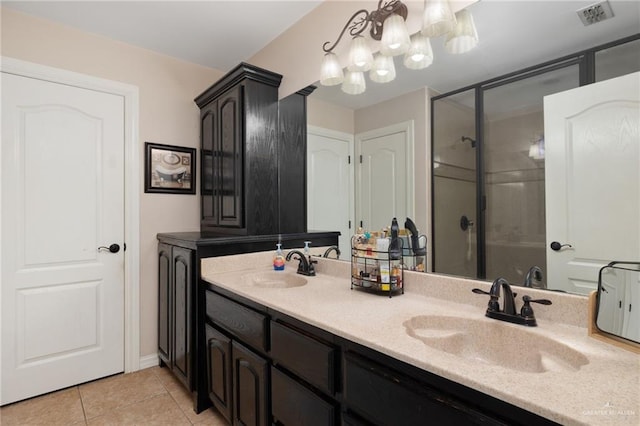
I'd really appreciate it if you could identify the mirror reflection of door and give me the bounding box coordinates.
[596,263,640,343]
[544,72,640,295]
[356,121,414,233]
[307,126,354,252]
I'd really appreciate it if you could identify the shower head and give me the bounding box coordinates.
[461,136,476,148]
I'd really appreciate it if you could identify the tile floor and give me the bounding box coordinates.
[0,366,229,425]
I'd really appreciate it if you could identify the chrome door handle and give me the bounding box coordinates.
[98,243,120,253]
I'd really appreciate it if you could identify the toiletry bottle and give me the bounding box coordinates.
[389,217,401,260]
[273,243,285,271]
[303,241,311,256]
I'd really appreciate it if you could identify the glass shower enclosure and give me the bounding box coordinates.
[432,62,580,286]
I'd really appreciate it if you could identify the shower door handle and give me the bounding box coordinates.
[460,215,474,231]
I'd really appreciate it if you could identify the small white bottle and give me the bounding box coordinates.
[303,241,311,255]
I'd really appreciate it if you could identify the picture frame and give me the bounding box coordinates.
[144,142,196,194]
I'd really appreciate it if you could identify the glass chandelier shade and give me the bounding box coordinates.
[347,35,374,71]
[341,70,366,94]
[404,33,434,70]
[421,0,456,38]
[445,9,479,54]
[370,54,396,83]
[380,13,411,57]
[320,52,344,86]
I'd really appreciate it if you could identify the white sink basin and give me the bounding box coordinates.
[241,271,308,288]
[403,315,589,374]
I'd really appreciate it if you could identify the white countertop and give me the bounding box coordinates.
[201,253,639,426]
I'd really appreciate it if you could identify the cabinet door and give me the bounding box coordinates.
[172,246,192,388]
[201,101,217,226]
[232,340,268,426]
[218,86,244,228]
[157,243,172,365]
[206,324,233,423]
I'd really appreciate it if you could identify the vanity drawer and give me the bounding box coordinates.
[271,366,337,426]
[205,290,268,352]
[270,321,336,395]
[343,352,503,426]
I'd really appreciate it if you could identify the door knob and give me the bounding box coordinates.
[550,241,572,251]
[98,243,120,253]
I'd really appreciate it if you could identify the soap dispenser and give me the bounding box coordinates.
[273,243,285,271]
[303,241,311,256]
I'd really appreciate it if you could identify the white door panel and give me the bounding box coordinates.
[544,72,640,294]
[356,122,413,233]
[1,72,125,404]
[307,128,353,253]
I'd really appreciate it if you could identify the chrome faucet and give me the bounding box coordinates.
[473,277,551,326]
[285,250,317,276]
[523,266,545,289]
[322,246,341,259]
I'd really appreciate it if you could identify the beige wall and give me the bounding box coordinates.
[307,96,355,134]
[1,7,223,359]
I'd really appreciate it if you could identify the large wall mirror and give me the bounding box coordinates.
[305,1,640,298]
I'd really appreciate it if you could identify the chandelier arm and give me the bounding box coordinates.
[369,0,408,41]
[322,9,371,53]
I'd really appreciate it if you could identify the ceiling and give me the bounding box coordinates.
[3,1,639,110]
[2,0,323,71]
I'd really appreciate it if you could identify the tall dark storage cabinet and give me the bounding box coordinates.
[197,64,282,235]
[196,63,314,235]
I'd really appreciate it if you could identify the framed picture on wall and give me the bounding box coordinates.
[144,142,196,194]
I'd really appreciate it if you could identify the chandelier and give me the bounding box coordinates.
[320,0,479,95]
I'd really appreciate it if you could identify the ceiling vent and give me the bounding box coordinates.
[576,1,614,26]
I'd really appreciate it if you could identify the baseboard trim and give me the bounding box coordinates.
[139,354,160,370]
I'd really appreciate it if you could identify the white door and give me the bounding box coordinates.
[356,121,414,233]
[1,72,125,404]
[544,72,640,294]
[307,127,354,253]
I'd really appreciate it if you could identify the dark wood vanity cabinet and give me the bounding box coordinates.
[204,322,270,426]
[202,281,559,426]
[205,289,270,426]
[157,232,339,415]
[204,286,340,426]
[157,243,193,388]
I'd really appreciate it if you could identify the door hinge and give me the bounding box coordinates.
[359,155,363,164]
[360,220,363,228]
[348,155,351,164]
[348,220,351,229]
